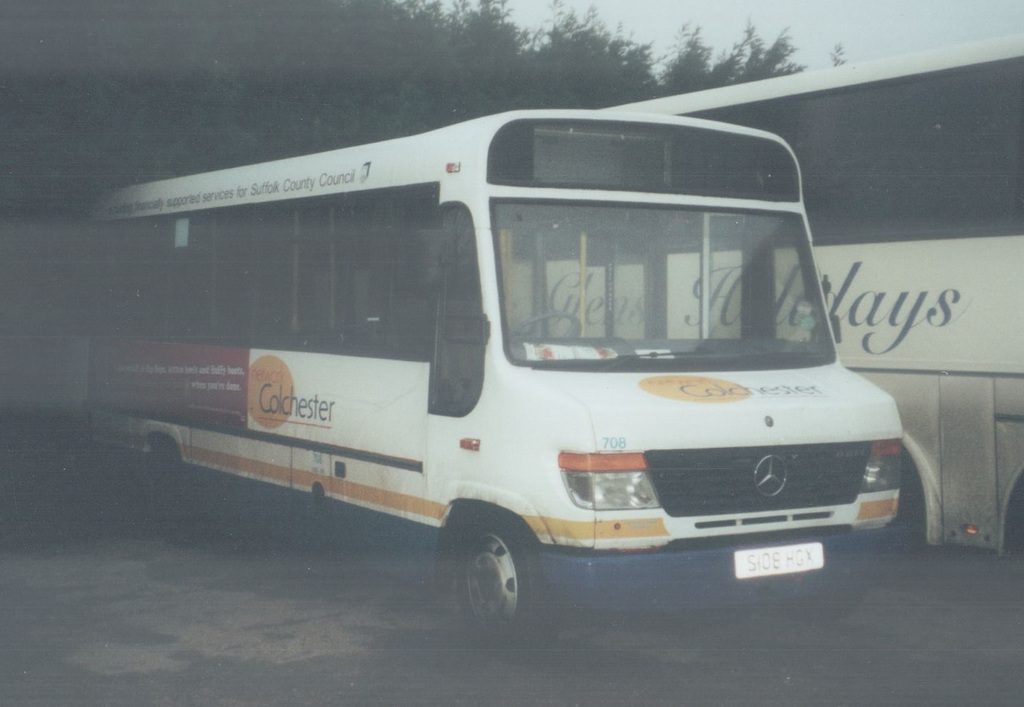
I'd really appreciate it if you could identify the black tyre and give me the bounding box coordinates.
[139,436,182,529]
[455,519,555,643]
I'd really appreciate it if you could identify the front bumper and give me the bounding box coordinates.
[538,525,909,612]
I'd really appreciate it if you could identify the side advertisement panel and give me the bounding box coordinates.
[89,340,249,428]
[89,340,430,468]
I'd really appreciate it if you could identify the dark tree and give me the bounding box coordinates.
[0,0,817,218]
[661,21,804,94]
[523,3,658,108]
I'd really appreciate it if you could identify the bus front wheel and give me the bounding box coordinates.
[455,519,553,643]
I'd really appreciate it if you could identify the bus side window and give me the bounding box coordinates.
[430,206,486,417]
[250,207,294,347]
[339,231,391,354]
[211,211,259,348]
[112,218,170,338]
[293,206,341,352]
[387,230,441,360]
[334,186,442,360]
[168,215,216,341]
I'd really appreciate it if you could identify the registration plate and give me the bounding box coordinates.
[734,542,824,579]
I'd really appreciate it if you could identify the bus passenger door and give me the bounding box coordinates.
[429,207,486,418]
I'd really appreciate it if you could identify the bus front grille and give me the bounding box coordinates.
[645,443,869,518]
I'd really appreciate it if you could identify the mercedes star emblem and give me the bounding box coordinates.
[753,455,787,497]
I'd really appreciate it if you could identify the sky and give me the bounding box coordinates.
[493,0,1024,69]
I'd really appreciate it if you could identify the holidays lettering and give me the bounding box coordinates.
[684,265,746,328]
[685,265,810,329]
[548,272,645,327]
[827,261,966,355]
[547,265,815,334]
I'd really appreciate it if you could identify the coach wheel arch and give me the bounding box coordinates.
[893,442,929,548]
[1001,465,1024,554]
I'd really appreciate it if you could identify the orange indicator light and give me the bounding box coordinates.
[460,438,481,452]
[558,452,647,472]
[963,524,980,536]
[871,439,903,457]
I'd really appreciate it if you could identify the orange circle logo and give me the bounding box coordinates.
[248,355,295,429]
[639,376,752,403]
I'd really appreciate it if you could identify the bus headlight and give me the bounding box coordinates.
[861,439,902,493]
[559,452,661,511]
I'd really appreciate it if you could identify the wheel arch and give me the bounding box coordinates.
[141,423,186,464]
[439,481,554,543]
[898,432,942,546]
[998,432,1024,554]
[439,499,541,554]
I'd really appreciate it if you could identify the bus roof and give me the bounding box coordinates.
[92,109,793,221]
[612,34,1024,116]
[93,110,511,221]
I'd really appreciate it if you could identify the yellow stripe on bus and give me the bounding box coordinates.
[524,515,669,544]
[596,517,669,540]
[189,445,669,543]
[190,446,446,523]
[317,471,446,522]
[524,515,593,543]
[191,446,291,485]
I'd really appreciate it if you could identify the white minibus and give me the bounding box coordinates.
[86,110,903,638]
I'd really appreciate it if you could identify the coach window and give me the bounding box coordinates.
[794,68,1021,243]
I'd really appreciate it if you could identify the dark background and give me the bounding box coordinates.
[1,0,808,219]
